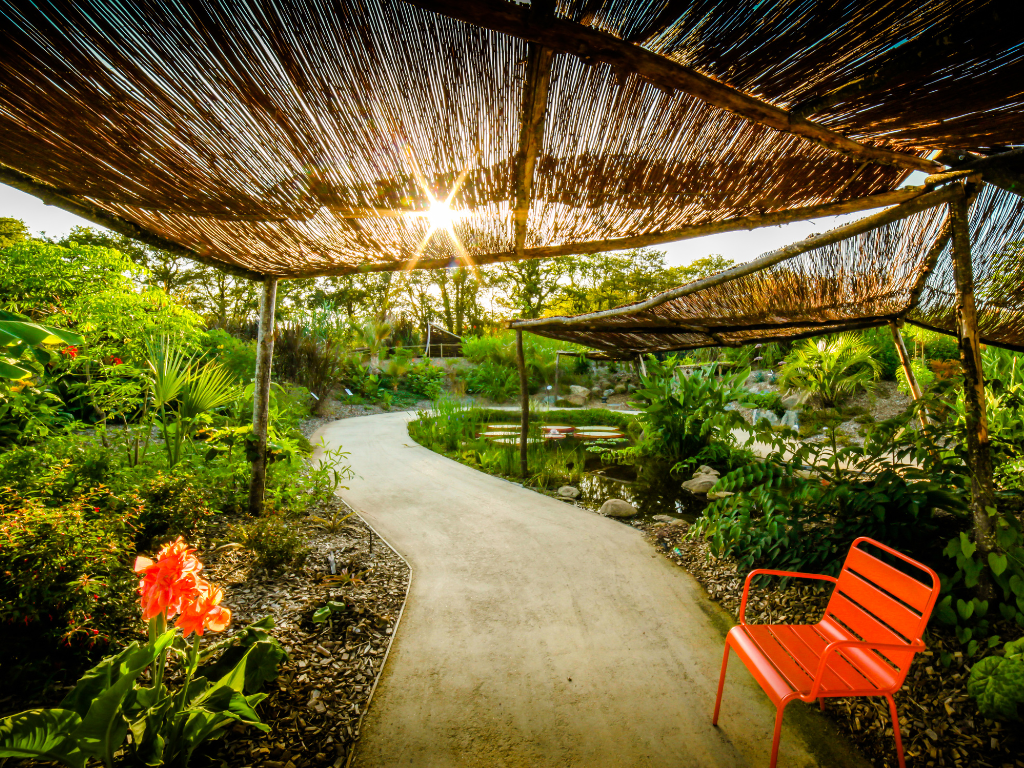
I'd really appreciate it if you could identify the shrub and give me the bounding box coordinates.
[0,492,140,671]
[201,328,257,383]
[897,358,936,395]
[231,515,309,573]
[404,360,445,399]
[779,332,880,407]
[131,472,214,549]
[274,324,347,412]
[466,360,518,402]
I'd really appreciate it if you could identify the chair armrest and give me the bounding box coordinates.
[804,639,926,700]
[739,569,838,625]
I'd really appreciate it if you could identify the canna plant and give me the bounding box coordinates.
[0,538,283,768]
[0,308,84,379]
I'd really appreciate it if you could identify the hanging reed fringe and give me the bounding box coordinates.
[0,1,1021,279]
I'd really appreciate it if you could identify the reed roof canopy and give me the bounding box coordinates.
[1,1,1022,281]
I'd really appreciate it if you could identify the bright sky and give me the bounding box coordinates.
[1,171,927,269]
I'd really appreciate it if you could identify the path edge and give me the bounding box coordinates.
[341,502,413,768]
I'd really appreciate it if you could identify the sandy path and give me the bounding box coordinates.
[313,413,867,768]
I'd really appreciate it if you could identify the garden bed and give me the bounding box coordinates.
[635,518,1023,768]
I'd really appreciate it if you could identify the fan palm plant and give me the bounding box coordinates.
[779,333,880,407]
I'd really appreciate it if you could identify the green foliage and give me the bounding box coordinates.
[860,327,901,381]
[273,324,348,412]
[690,412,969,577]
[0,617,284,768]
[897,358,935,395]
[230,516,310,573]
[0,309,84,379]
[466,360,518,402]
[746,391,785,417]
[200,329,257,383]
[779,332,880,407]
[626,355,750,467]
[0,217,28,248]
[403,361,444,399]
[967,638,1024,721]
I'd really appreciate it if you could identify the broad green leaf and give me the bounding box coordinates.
[960,532,977,558]
[0,709,86,768]
[989,553,1008,576]
[967,656,1024,721]
[957,598,975,620]
[0,357,32,379]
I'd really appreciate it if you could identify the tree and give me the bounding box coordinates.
[492,259,567,319]
[0,218,28,247]
[675,254,734,283]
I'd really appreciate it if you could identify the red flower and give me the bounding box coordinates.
[134,537,204,620]
[60,346,78,359]
[176,581,232,637]
[108,357,123,365]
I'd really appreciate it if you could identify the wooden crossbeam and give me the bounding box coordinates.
[513,44,554,255]
[935,149,1024,198]
[0,163,265,281]
[403,0,939,173]
[524,316,899,336]
[310,185,938,277]
[511,184,959,330]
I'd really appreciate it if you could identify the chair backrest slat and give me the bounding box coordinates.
[833,570,921,640]
[823,538,940,683]
[844,546,933,611]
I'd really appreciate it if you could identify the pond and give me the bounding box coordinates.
[479,422,706,523]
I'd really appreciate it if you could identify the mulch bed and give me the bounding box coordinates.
[633,519,1023,768]
[199,496,410,768]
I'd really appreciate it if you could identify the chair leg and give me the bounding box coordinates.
[712,642,730,726]
[769,703,787,768]
[819,698,825,711]
[886,694,906,768]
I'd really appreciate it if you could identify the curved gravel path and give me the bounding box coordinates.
[314,412,867,768]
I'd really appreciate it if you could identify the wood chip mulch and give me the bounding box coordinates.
[634,519,1024,768]
[199,496,410,768]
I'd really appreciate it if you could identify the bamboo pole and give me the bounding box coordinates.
[516,330,529,478]
[404,1,938,172]
[889,320,929,431]
[513,44,554,255]
[513,184,958,331]
[308,186,937,278]
[248,277,278,516]
[950,187,999,595]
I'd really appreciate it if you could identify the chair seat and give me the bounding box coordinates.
[726,621,896,705]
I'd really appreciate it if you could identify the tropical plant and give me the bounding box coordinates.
[690,409,969,579]
[624,355,750,467]
[968,637,1024,721]
[778,332,880,407]
[0,539,284,768]
[0,309,84,379]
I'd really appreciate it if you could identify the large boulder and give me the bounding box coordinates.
[613,383,627,395]
[681,466,720,494]
[751,408,780,427]
[567,394,588,406]
[557,485,580,499]
[780,392,806,410]
[569,385,590,399]
[781,410,801,430]
[600,499,638,518]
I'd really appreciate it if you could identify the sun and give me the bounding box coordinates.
[427,198,456,230]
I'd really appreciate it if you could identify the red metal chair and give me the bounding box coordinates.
[712,536,940,768]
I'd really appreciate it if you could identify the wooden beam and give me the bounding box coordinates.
[529,316,900,335]
[0,163,265,282]
[248,277,278,516]
[310,185,937,277]
[403,0,939,172]
[512,184,959,330]
[513,44,554,255]
[889,320,929,431]
[905,219,952,311]
[950,185,999,595]
[935,149,1024,198]
[516,329,529,478]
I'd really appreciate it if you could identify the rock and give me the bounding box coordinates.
[613,383,627,394]
[680,475,718,494]
[569,385,590,398]
[653,515,677,523]
[780,392,805,410]
[725,400,740,411]
[696,465,720,478]
[557,485,580,499]
[707,491,735,501]
[751,408,780,427]
[626,383,637,393]
[781,409,801,430]
[600,499,637,518]
[567,394,587,407]
[603,388,614,398]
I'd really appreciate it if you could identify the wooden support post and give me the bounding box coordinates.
[513,44,554,255]
[248,277,278,517]
[516,330,529,478]
[638,354,648,378]
[889,320,929,431]
[425,323,432,359]
[553,352,561,402]
[950,188,1000,589]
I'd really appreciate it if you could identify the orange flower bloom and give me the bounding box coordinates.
[134,537,204,620]
[176,581,232,637]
